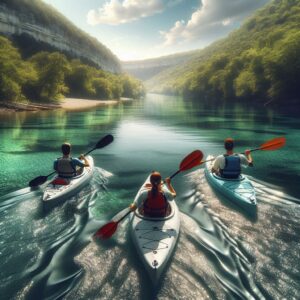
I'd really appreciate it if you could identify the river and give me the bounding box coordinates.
[0,94,299,300]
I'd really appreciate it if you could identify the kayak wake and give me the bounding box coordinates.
[0,167,111,300]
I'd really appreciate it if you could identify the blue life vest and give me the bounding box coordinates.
[220,154,241,179]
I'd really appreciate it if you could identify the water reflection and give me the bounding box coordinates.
[0,94,299,198]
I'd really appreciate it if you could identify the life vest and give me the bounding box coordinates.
[143,190,168,217]
[220,154,241,179]
[56,157,77,178]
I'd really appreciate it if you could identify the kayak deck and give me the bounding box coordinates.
[205,155,256,209]
[42,155,94,205]
[130,176,180,286]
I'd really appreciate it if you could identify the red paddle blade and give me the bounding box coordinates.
[94,221,118,240]
[180,150,204,171]
[260,137,286,151]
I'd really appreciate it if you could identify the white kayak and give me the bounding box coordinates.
[205,155,256,210]
[42,155,94,206]
[130,176,180,287]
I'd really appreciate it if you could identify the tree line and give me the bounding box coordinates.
[0,36,145,103]
[148,0,300,105]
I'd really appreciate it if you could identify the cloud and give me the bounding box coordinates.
[160,0,269,46]
[87,0,179,25]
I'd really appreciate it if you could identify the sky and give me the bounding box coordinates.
[42,0,270,61]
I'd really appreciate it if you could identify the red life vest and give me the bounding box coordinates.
[143,190,168,217]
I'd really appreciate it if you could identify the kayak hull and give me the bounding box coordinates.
[205,155,256,210]
[42,156,94,206]
[130,176,180,287]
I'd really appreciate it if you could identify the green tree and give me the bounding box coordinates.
[0,36,36,102]
[28,52,70,102]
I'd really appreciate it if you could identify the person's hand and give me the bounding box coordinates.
[79,154,85,160]
[129,203,137,211]
[245,149,251,156]
[165,177,171,184]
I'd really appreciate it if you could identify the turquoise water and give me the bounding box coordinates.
[0,94,299,299]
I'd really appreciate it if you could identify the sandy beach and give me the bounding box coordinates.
[0,97,128,113]
[60,98,119,111]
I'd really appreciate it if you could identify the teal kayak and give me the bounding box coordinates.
[205,155,256,210]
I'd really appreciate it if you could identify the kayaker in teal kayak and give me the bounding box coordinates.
[130,171,176,217]
[212,138,253,179]
[54,142,90,178]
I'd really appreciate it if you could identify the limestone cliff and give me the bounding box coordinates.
[0,1,121,73]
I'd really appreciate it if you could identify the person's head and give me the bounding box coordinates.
[150,171,162,187]
[61,142,71,156]
[224,138,234,151]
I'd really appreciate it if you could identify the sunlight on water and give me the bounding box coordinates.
[0,95,299,299]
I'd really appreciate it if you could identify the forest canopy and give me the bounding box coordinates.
[0,36,145,103]
[146,0,300,104]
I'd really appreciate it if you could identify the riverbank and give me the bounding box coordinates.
[0,97,129,113]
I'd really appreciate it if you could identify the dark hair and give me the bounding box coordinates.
[224,138,234,151]
[61,142,71,155]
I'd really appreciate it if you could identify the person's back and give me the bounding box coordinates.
[220,154,241,179]
[54,142,89,178]
[130,172,176,218]
[212,138,253,179]
[143,181,168,217]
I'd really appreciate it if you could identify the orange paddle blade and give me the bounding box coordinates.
[260,137,286,151]
[180,150,203,171]
[94,221,118,240]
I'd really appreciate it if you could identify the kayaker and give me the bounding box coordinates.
[130,171,176,217]
[54,142,90,178]
[212,138,253,179]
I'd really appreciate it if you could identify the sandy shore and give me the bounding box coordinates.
[61,98,119,111]
[0,97,130,113]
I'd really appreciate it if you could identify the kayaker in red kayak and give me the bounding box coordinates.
[54,142,90,178]
[130,171,176,217]
[212,138,253,179]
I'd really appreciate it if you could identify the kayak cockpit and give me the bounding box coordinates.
[135,202,175,221]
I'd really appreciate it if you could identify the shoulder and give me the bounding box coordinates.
[71,158,84,166]
[237,153,247,160]
[72,158,83,163]
[139,189,149,198]
[162,186,174,199]
[215,155,225,161]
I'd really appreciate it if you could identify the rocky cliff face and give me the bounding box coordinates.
[0,3,121,73]
[122,50,198,81]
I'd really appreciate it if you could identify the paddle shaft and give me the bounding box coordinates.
[248,142,284,152]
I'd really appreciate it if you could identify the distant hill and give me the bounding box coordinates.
[0,0,121,73]
[144,0,300,105]
[122,50,199,81]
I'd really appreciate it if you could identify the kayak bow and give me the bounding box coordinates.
[205,155,256,210]
[130,175,180,286]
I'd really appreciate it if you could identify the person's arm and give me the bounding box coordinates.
[244,150,253,167]
[79,155,90,167]
[129,190,147,211]
[53,160,58,171]
[164,177,176,197]
[212,156,221,173]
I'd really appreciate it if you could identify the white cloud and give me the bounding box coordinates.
[160,0,269,46]
[87,0,178,25]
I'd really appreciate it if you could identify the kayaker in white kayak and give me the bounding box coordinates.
[130,171,176,218]
[54,142,90,178]
[212,138,253,179]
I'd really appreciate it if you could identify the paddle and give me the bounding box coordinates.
[247,136,286,152]
[198,136,286,166]
[94,150,203,240]
[28,134,114,187]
